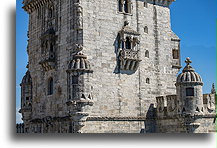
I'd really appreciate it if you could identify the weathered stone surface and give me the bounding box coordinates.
[17,0,216,133]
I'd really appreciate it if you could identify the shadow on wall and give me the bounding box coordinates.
[141,104,157,133]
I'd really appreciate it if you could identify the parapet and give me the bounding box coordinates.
[203,93,216,114]
[156,95,178,117]
[16,123,25,133]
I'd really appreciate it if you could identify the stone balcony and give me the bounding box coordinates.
[119,49,141,71]
[39,52,55,71]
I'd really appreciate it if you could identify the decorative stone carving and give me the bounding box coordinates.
[66,51,93,133]
[22,0,54,14]
[117,22,141,71]
[74,2,83,30]
[39,28,57,71]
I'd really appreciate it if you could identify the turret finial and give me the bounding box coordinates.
[211,83,216,94]
[183,57,194,72]
[185,57,192,65]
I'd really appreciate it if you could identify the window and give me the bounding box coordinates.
[203,98,208,104]
[118,0,131,14]
[50,43,54,52]
[144,26,148,33]
[48,77,54,95]
[118,0,123,12]
[71,75,80,99]
[125,37,131,49]
[26,97,29,101]
[146,78,150,84]
[172,49,179,59]
[186,88,194,96]
[144,2,148,8]
[28,103,32,108]
[182,107,186,113]
[145,50,149,58]
[48,7,53,18]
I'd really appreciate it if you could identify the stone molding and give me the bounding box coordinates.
[23,0,54,14]
[87,116,148,121]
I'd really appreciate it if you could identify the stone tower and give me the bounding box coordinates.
[19,70,32,133]
[19,0,183,133]
[155,58,216,133]
[176,58,204,115]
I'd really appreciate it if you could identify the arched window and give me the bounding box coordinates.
[124,0,128,13]
[146,78,150,84]
[28,103,32,108]
[125,37,131,49]
[119,0,131,14]
[182,107,186,113]
[144,26,148,33]
[48,77,54,95]
[145,50,149,58]
[118,0,123,12]
[48,7,53,18]
[124,0,131,13]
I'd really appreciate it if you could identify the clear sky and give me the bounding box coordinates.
[16,0,216,123]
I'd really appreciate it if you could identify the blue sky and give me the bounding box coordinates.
[16,0,216,123]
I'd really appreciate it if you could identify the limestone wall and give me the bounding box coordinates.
[82,0,179,119]
[22,0,180,133]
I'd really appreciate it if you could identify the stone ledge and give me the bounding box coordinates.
[87,116,149,121]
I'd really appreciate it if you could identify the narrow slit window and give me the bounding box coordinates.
[145,50,149,58]
[146,78,150,84]
[48,77,54,95]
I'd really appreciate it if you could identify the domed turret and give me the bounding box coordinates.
[68,52,92,72]
[20,70,33,124]
[176,58,202,84]
[176,58,204,115]
[21,71,32,84]
[66,51,94,133]
[66,51,93,101]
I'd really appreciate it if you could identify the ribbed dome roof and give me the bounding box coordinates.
[176,58,202,84]
[21,71,32,84]
[68,52,92,72]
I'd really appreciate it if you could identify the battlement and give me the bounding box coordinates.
[203,93,216,114]
[156,95,177,117]
[16,123,25,133]
[156,93,216,118]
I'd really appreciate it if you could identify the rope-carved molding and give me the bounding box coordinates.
[22,0,54,14]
